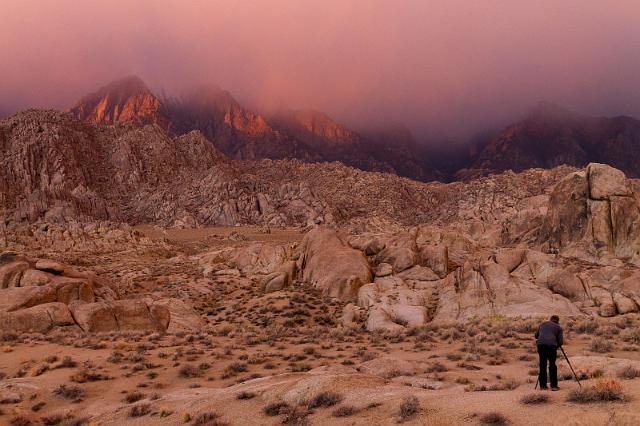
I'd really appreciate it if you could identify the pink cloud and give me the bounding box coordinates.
[1,0,639,139]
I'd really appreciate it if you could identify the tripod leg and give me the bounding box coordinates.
[561,347,582,387]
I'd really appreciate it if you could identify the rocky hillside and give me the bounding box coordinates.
[0,109,579,230]
[69,76,435,181]
[457,104,640,179]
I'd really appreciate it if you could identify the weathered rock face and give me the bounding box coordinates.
[540,163,640,260]
[69,300,169,333]
[0,254,173,334]
[375,234,418,273]
[297,227,372,300]
[0,302,75,334]
[149,298,206,333]
[202,243,293,276]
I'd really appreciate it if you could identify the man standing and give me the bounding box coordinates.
[535,315,563,391]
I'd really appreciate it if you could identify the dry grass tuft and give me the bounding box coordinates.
[617,365,640,380]
[191,411,228,426]
[236,391,256,400]
[480,412,508,425]
[398,395,419,421]
[123,391,145,403]
[52,384,85,401]
[179,364,203,378]
[307,391,343,409]
[590,338,613,353]
[332,405,358,417]
[128,404,151,418]
[263,402,290,416]
[519,393,549,404]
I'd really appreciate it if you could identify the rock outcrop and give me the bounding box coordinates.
[297,227,372,300]
[311,164,640,330]
[540,162,640,261]
[0,254,171,334]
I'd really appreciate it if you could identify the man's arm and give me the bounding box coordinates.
[534,326,539,339]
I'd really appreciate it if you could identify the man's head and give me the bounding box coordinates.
[550,315,559,324]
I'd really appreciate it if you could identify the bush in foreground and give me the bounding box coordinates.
[566,379,626,403]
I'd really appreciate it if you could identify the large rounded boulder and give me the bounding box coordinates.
[298,227,372,300]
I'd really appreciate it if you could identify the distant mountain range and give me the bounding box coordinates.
[65,76,640,181]
[457,103,640,179]
[69,76,439,181]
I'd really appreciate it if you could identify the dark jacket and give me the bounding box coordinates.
[535,321,563,347]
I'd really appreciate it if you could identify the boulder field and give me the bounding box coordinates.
[5,163,640,335]
[200,163,640,332]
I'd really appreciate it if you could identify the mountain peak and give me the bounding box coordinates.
[69,75,166,126]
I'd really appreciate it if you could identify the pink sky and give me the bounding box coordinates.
[1,0,639,140]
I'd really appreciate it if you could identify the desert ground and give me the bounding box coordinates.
[2,225,640,426]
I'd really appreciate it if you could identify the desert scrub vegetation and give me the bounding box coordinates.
[480,411,509,425]
[621,328,640,345]
[128,403,152,417]
[398,395,419,421]
[618,365,640,379]
[70,369,111,383]
[520,393,550,404]
[566,379,626,403]
[179,363,204,378]
[56,356,77,369]
[52,384,85,401]
[123,391,145,403]
[307,391,343,409]
[590,337,613,353]
[222,362,248,379]
[40,413,75,425]
[236,390,256,400]
[332,405,358,417]
[263,402,291,416]
[465,378,519,392]
[9,415,33,426]
[281,406,310,425]
[191,411,229,426]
